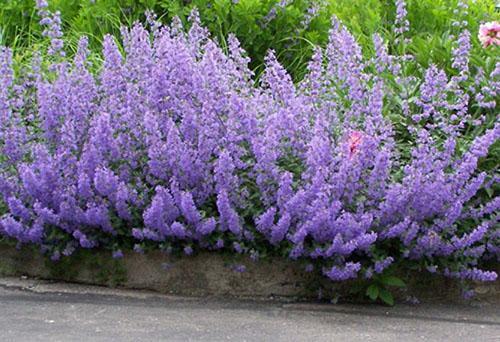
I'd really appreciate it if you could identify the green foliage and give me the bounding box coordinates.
[364,274,406,306]
[348,268,409,305]
[1,0,498,80]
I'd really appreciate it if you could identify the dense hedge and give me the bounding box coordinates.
[0,1,498,304]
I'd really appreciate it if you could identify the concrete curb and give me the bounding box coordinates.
[1,243,498,303]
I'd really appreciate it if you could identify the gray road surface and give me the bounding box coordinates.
[0,277,498,342]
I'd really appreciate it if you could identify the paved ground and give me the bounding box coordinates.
[0,277,498,342]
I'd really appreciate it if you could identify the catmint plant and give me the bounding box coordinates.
[0,1,498,293]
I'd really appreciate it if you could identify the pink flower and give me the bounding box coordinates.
[347,131,364,156]
[478,21,500,48]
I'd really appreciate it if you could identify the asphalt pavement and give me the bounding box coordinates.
[0,277,498,342]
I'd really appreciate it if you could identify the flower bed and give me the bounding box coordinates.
[0,1,498,304]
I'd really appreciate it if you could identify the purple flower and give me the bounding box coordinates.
[50,250,61,262]
[112,250,124,259]
[462,289,475,300]
[184,246,193,256]
[214,239,224,250]
[395,0,410,37]
[250,250,260,262]
[374,257,394,274]
[324,262,361,281]
[231,264,246,273]
[233,242,244,254]
[36,1,48,9]
[217,190,242,236]
[133,244,144,255]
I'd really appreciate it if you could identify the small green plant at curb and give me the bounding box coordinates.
[365,275,406,306]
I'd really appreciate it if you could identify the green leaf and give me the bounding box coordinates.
[382,276,406,288]
[349,281,366,294]
[366,284,380,301]
[379,288,394,306]
[485,187,494,198]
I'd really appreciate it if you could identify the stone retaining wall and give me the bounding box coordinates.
[1,243,498,303]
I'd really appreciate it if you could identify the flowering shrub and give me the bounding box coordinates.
[0,1,498,301]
